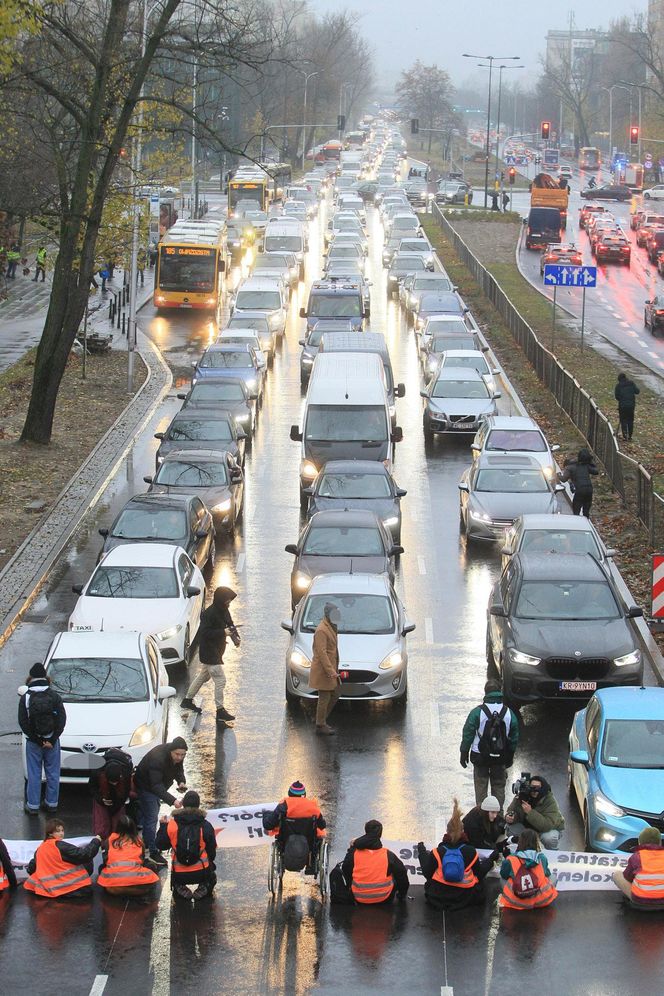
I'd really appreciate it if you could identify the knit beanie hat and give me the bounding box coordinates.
[288,781,306,797]
[481,796,501,813]
[182,790,200,809]
[484,679,501,695]
[638,826,662,847]
[30,662,47,679]
[170,737,188,751]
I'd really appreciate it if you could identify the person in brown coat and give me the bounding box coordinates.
[310,603,341,736]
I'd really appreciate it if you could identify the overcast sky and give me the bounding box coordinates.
[308,0,646,92]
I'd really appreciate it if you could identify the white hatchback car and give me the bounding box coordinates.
[20,631,176,784]
[69,543,205,665]
[281,573,415,704]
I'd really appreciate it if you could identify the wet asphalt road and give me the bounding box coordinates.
[0,186,662,996]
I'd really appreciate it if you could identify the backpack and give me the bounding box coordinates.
[477,704,509,760]
[442,845,466,883]
[27,689,60,739]
[512,860,541,900]
[175,822,203,866]
[102,747,134,776]
[283,833,309,872]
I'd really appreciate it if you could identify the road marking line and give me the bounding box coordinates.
[441,989,454,996]
[637,339,647,347]
[418,555,427,575]
[425,617,433,644]
[89,978,108,996]
[650,351,659,358]
[430,702,440,737]
[620,321,631,328]
[236,552,246,573]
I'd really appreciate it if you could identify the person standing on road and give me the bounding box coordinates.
[18,663,66,816]
[505,775,565,849]
[460,679,519,809]
[417,799,497,911]
[33,246,46,282]
[155,790,217,901]
[502,192,510,212]
[559,447,598,517]
[24,819,101,899]
[310,602,342,736]
[134,737,188,865]
[181,586,239,725]
[5,244,20,279]
[612,826,664,907]
[614,372,640,441]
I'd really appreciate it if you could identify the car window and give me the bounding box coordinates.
[177,554,193,590]
[111,508,187,540]
[301,593,395,634]
[499,563,515,609]
[586,707,601,761]
[48,657,149,702]
[200,351,253,369]
[514,580,620,620]
[168,418,233,442]
[520,529,601,557]
[87,567,178,599]
[486,429,547,453]
[317,473,391,499]
[188,383,245,403]
[584,696,600,741]
[155,460,229,487]
[432,379,490,400]
[147,642,160,694]
[475,468,548,493]
[302,526,385,556]
[602,719,664,768]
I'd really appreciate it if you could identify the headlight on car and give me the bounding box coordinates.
[157,624,182,641]
[235,413,249,422]
[212,498,232,513]
[129,722,158,747]
[301,461,317,480]
[594,791,625,819]
[614,650,640,667]
[290,650,311,668]
[379,650,403,670]
[469,509,492,523]
[543,466,554,479]
[508,649,541,666]
[294,572,311,591]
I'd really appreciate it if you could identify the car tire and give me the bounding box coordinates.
[299,489,309,511]
[486,634,497,674]
[285,680,298,707]
[644,192,651,199]
[394,681,408,707]
[182,626,191,667]
[583,806,592,851]
[423,417,433,442]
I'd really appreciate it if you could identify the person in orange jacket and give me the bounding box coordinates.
[613,826,664,908]
[24,819,101,899]
[499,829,558,910]
[331,819,409,905]
[0,837,18,894]
[97,816,160,896]
[263,781,326,872]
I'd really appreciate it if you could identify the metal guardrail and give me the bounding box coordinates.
[431,203,664,547]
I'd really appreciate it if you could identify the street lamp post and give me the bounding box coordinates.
[296,69,320,172]
[462,53,520,207]
[339,81,352,139]
[478,63,524,192]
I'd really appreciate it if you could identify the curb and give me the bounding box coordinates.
[0,328,172,649]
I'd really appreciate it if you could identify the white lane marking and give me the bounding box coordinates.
[620,321,631,328]
[89,978,108,996]
[430,701,441,737]
[418,555,427,576]
[441,989,454,996]
[649,351,659,358]
[637,339,648,347]
[425,617,434,644]
[236,552,246,573]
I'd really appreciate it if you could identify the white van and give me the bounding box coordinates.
[231,277,288,337]
[290,352,402,504]
[264,220,306,275]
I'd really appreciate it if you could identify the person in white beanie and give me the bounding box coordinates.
[462,796,507,850]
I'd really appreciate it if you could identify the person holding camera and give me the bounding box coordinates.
[505,774,564,850]
[462,796,507,850]
[499,829,558,910]
[460,680,519,808]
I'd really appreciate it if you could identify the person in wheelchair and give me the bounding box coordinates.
[263,781,326,874]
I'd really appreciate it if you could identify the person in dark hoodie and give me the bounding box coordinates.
[614,372,639,441]
[181,586,240,725]
[18,662,67,816]
[156,790,217,901]
[463,796,508,850]
[559,448,599,517]
[417,799,497,912]
[0,837,18,894]
[89,759,133,838]
[134,738,188,865]
[24,819,101,899]
[330,819,409,905]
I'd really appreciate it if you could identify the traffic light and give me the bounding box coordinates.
[508,167,516,185]
[337,114,346,132]
[540,121,551,140]
[630,125,639,145]
[411,118,419,135]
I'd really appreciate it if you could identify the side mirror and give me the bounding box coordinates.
[280,619,294,634]
[554,484,565,493]
[458,482,469,492]
[285,543,298,555]
[645,299,651,305]
[290,424,302,442]
[627,605,644,618]
[177,393,186,400]
[186,586,201,598]
[492,392,502,400]
[390,545,405,557]
[230,469,243,483]
[364,307,371,318]
[392,426,403,444]
[570,749,590,767]
[471,443,481,452]
[551,444,561,452]
[298,339,305,346]
[219,260,225,273]
[396,488,407,497]
[143,476,153,484]
[154,432,165,440]
[419,390,428,398]
[481,345,490,352]
[98,527,109,538]
[492,368,500,375]
[236,429,247,440]
[191,361,197,369]
[501,547,512,556]
[489,602,506,617]
[72,584,84,595]
[396,383,406,398]
[605,548,618,558]
[299,307,306,318]
[402,622,416,635]
[158,685,177,701]
[302,486,313,496]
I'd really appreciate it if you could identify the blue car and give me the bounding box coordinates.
[568,686,664,852]
[192,344,264,400]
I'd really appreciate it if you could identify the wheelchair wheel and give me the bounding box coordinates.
[317,839,330,898]
[268,842,283,896]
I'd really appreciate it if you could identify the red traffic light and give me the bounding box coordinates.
[541,120,551,140]
[508,167,516,185]
[630,125,639,145]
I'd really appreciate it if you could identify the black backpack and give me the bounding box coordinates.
[283,833,309,872]
[175,822,203,866]
[102,747,134,777]
[477,704,509,760]
[27,689,60,738]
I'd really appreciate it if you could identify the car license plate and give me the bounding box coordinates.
[559,680,596,692]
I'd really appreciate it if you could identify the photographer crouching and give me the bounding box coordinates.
[505,773,565,850]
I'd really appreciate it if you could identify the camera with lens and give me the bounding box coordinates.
[512,771,531,800]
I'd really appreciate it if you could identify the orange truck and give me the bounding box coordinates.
[530,173,569,228]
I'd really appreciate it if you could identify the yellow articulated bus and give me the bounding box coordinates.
[154,220,227,313]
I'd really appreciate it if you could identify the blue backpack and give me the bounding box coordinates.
[442,845,465,883]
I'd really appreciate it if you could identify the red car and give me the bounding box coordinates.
[579,204,607,230]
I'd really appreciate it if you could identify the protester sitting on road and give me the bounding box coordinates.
[460,679,519,808]
[0,837,18,893]
[97,816,160,896]
[417,798,497,911]
[330,819,409,905]
[505,775,565,849]
[18,662,67,816]
[24,819,101,899]
[612,826,664,909]
[462,796,507,850]
[499,829,558,910]
[263,781,326,873]
[134,737,188,866]
[89,754,134,839]
[155,790,217,902]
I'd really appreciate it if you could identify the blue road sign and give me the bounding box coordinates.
[505,154,528,167]
[543,264,597,288]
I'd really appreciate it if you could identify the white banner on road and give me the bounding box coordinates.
[207,802,278,848]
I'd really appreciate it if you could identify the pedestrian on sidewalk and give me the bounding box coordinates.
[559,448,598,517]
[310,602,342,736]
[614,371,640,441]
[137,248,147,286]
[18,663,66,816]
[134,738,188,866]
[460,679,519,808]
[181,586,240,726]
[502,192,510,212]
[6,244,21,279]
[33,247,47,282]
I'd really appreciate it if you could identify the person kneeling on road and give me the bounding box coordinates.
[330,819,409,905]
[460,679,519,808]
[156,790,217,901]
[263,781,326,873]
[505,774,565,850]
[97,816,160,895]
[612,826,664,909]
[24,819,101,899]
[181,586,239,725]
[499,829,558,910]
[417,798,497,912]
[462,796,507,850]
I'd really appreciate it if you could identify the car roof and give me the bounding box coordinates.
[435,366,483,381]
[475,453,544,470]
[122,493,195,511]
[426,315,468,324]
[171,408,232,422]
[49,630,146,660]
[514,553,608,581]
[308,509,382,528]
[236,277,282,290]
[318,460,389,476]
[160,448,231,464]
[442,349,485,359]
[202,343,253,353]
[515,513,596,531]
[485,416,540,430]
[100,543,183,567]
[308,572,391,595]
[591,686,664,720]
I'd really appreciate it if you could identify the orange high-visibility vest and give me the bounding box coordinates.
[499,855,558,909]
[266,797,326,838]
[432,847,479,889]
[166,819,210,874]
[351,848,394,904]
[24,838,92,898]
[0,864,9,891]
[631,849,664,902]
[97,835,159,889]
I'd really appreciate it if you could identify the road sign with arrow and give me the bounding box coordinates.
[543,264,597,287]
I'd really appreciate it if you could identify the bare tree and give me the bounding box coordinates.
[396,61,456,153]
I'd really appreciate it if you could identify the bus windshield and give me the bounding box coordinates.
[158,248,216,292]
[229,183,265,211]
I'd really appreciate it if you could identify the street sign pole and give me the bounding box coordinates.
[552,284,557,349]
[581,286,586,353]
